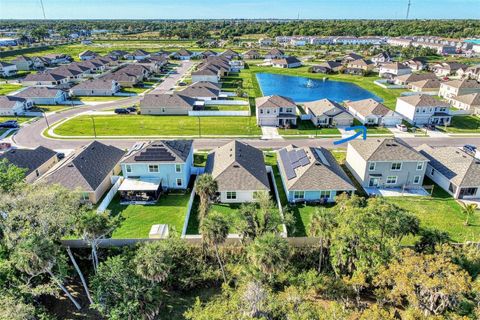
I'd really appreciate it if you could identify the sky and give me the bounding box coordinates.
[0,0,479,20]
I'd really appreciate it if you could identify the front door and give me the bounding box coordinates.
[369,177,380,187]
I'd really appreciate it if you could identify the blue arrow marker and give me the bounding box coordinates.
[333,126,367,145]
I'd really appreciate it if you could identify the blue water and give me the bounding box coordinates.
[256,73,382,103]
[465,39,480,45]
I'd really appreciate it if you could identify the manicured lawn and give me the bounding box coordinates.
[280,119,341,136]
[353,119,394,135]
[110,193,190,238]
[193,153,208,167]
[440,115,480,134]
[53,115,261,137]
[120,87,149,95]
[203,105,250,111]
[76,96,128,103]
[0,116,34,123]
[33,105,72,113]
[0,83,22,95]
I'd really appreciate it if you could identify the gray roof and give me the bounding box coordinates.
[43,141,125,192]
[0,95,26,109]
[23,72,66,82]
[205,140,270,192]
[14,86,62,98]
[140,93,196,109]
[345,99,396,118]
[409,79,442,89]
[442,79,480,89]
[122,140,193,164]
[277,145,355,191]
[397,94,450,108]
[304,99,350,117]
[256,95,296,108]
[318,61,343,69]
[0,146,57,176]
[395,72,437,84]
[381,62,410,70]
[451,93,480,106]
[349,138,428,162]
[71,79,116,90]
[0,61,15,67]
[179,82,220,98]
[416,145,480,187]
[79,50,97,57]
[272,56,301,65]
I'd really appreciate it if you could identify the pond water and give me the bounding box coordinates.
[256,73,382,103]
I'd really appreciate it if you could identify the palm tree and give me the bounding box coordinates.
[134,240,175,283]
[201,211,229,283]
[309,208,335,273]
[461,202,478,226]
[246,233,289,282]
[196,174,218,221]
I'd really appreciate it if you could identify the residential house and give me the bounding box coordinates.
[118,140,193,202]
[409,79,442,93]
[0,61,17,77]
[345,59,374,75]
[346,138,428,190]
[255,95,297,127]
[43,54,71,64]
[242,49,261,59]
[41,141,125,204]
[379,62,412,78]
[220,49,240,60]
[277,145,356,203]
[404,58,427,72]
[264,48,285,60]
[416,145,480,199]
[395,94,451,126]
[205,140,270,203]
[271,56,302,68]
[341,53,363,64]
[0,96,32,115]
[45,66,83,82]
[109,50,129,59]
[371,52,391,65]
[179,81,221,100]
[258,38,273,46]
[32,56,51,69]
[171,49,194,60]
[11,55,34,71]
[200,50,217,59]
[22,72,68,86]
[439,79,480,100]
[0,146,58,183]
[140,93,198,115]
[345,99,403,126]
[13,86,67,105]
[394,72,438,86]
[101,64,150,87]
[304,99,354,127]
[79,50,98,61]
[432,62,468,77]
[128,49,151,60]
[70,79,120,96]
[460,65,480,81]
[310,61,344,74]
[450,93,480,114]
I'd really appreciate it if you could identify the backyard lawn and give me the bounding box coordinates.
[440,115,480,134]
[53,115,261,137]
[0,83,22,95]
[110,193,190,238]
[203,104,250,111]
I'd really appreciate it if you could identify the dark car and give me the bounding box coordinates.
[114,108,130,114]
[57,152,65,160]
[463,144,477,155]
[127,106,137,112]
[0,120,19,128]
[178,82,187,86]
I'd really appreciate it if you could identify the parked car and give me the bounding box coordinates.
[178,82,187,86]
[423,124,436,131]
[0,120,19,128]
[396,123,408,132]
[114,108,130,114]
[127,106,137,112]
[57,152,65,160]
[463,144,477,155]
[0,142,12,151]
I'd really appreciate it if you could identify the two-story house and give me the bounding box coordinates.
[118,140,193,203]
[346,138,428,191]
[255,95,297,127]
[0,96,33,116]
[379,62,412,78]
[439,79,480,100]
[395,94,452,126]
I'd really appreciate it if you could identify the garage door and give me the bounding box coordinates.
[260,118,277,126]
[382,117,402,126]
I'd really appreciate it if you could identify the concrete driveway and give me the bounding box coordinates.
[261,126,282,140]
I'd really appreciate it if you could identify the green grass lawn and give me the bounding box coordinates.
[280,119,341,136]
[53,115,261,137]
[193,153,208,167]
[76,96,128,103]
[440,116,480,134]
[353,119,394,135]
[0,116,34,123]
[203,105,250,111]
[120,87,149,95]
[0,83,22,95]
[33,105,73,113]
[110,193,190,238]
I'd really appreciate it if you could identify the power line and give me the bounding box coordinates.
[39,0,46,19]
[406,0,411,19]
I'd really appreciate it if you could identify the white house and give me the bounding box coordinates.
[13,87,67,105]
[70,79,121,96]
[256,95,297,127]
[450,93,480,114]
[345,99,403,126]
[439,79,480,100]
[379,62,412,78]
[0,61,18,77]
[395,95,451,126]
[0,96,32,116]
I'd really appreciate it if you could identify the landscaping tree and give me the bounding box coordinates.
[0,159,26,193]
[309,207,336,273]
[196,174,218,221]
[0,295,36,320]
[374,248,472,316]
[461,202,478,226]
[201,211,229,283]
[246,233,289,282]
[134,239,177,283]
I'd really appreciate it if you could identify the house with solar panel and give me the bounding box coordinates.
[277,145,356,203]
[204,140,270,203]
[118,140,193,203]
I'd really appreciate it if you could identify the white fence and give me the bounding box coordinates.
[188,110,250,116]
[204,100,248,106]
[97,176,124,213]
[450,109,472,116]
[181,175,198,237]
[400,91,437,96]
[267,166,288,237]
[300,114,311,120]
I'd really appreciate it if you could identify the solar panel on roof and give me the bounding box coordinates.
[296,150,310,166]
[314,149,330,166]
[279,149,296,180]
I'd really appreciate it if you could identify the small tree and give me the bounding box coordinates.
[201,211,229,283]
[246,233,289,282]
[309,207,336,273]
[461,202,478,226]
[0,159,26,193]
[196,174,218,221]
[134,240,175,283]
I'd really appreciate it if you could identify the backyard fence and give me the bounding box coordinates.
[267,166,288,238]
[97,176,124,213]
[181,175,199,237]
[374,79,408,89]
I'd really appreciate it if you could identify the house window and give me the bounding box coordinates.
[391,162,402,171]
[413,175,421,184]
[279,107,284,112]
[286,108,293,113]
[416,162,424,171]
[386,176,397,185]
[431,168,435,176]
[293,191,305,199]
[175,164,181,173]
[162,107,166,113]
[148,165,159,172]
[369,162,376,171]
[320,191,331,199]
[126,165,132,173]
[176,178,182,187]
[260,109,264,114]
[226,191,237,200]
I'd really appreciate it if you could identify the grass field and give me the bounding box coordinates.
[203,105,250,111]
[353,119,393,135]
[0,116,34,123]
[53,115,261,137]
[110,194,190,238]
[439,115,480,133]
[0,83,22,95]
[76,96,128,103]
[280,119,341,136]
[34,105,73,113]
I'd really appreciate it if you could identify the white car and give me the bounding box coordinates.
[396,124,408,132]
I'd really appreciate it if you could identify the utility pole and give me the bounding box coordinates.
[43,110,50,128]
[406,0,411,19]
[91,116,97,138]
[39,0,46,19]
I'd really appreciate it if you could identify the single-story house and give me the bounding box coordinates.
[205,140,270,203]
[304,99,354,127]
[0,61,18,77]
[310,61,343,74]
[0,146,58,183]
[371,52,391,65]
[178,81,221,100]
[271,57,302,68]
[22,72,68,86]
[404,58,427,72]
[277,145,356,203]
[0,96,33,116]
[345,99,403,126]
[13,86,67,105]
[264,48,285,60]
[242,49,261,59]
[171,49,194,60]
[41,141,125,204]
[432,62,468,77]
[417,145,480,199]
[395,94,451,126]
[70,79,121,96]
[409,79,442,93]
[79,50,98,61]
[140,93,198,115]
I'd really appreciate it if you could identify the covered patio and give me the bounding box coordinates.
[364,187,429,197]
[118,177,163,204]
